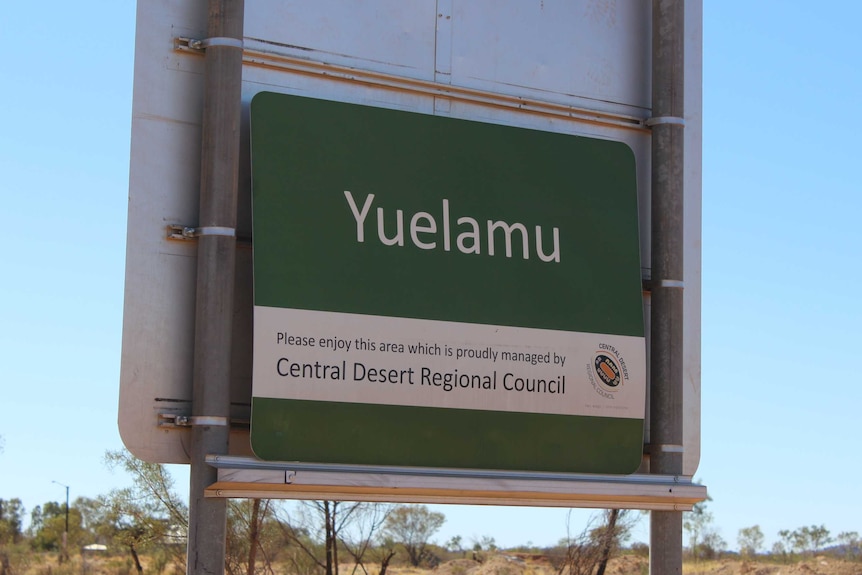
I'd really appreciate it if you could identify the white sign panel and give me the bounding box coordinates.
[120,0,702,478]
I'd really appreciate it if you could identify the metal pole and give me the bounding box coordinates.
[64,484,69,562]
[649,1,685,575]
[52,481,69,562]
[187,0,245,574]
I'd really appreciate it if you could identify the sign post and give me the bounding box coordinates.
[649,2,686,575]
[121,2,703,571]
[186,1,244,574]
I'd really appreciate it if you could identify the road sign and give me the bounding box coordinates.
[250,92,645,473]
[121,0,702,480]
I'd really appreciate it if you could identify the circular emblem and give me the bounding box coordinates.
[594,355,621,388]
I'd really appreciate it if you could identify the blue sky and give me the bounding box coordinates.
[1,0,861,552]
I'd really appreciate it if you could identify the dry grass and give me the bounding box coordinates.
[6,553,861,575]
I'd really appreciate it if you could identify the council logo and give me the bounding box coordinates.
[594,354,622,389]
[586,344,630,399]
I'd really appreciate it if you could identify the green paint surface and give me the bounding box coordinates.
[250,92,645,472]
[251,92,643,336]
[252,397,644,474]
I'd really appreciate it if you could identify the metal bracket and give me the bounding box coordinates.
[175,37,204,53]
[159,413,233,428]
[167,225,236,239]
[175,37,243,53]
[167,225,199,241]
[205,455,707,509]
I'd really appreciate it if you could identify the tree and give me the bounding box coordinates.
[25,496,108,556]
[771,541,787,562]
[777,529,794,561]
[29,502,86,555]
[28,503,59,541]
[0,499,24,545]
[104,449,189,573]
[371,536,399,575]
[337,503,393,575]
[737,525,764,559]
[105,450,188,531]
[101,488,174,574]
[790,527,810,556]
[683,495,713,560]
[226,499,284,575]
[806,525,832,554]
[701,531,726,559]
[276,501,388,575]
[784,525,832,556]
[472,535,497,553]
[383,505,445,567]
[836,531,860,561]
[0,498,26,575]
[445,535,463,554]
[682,486,727,561]
[591,510,635,575]
[551,509,637,575]
[75,496,113,545]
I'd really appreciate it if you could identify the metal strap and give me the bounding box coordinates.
[196,226,236,237]
[646,443,685,454]
[202,37,244,49]
[188,416,229,427]
[657,279,685,289]
[646,115,686,127]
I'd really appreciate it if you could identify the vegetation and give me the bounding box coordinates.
[382,505,444,567]
[549,509,636,575]
[2,453,861,575]
[737,525,764,559]
[683,490,725,561]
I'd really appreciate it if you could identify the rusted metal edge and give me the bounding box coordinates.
[176,37,650,132]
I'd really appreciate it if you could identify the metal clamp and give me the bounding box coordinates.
[179,37,244,52]
[657,279,685,289]
[167,225,198,240]
[167,225,236,240]
[159,413,229,428]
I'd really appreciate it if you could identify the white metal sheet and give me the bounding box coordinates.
[244,0,438,80]
[121,0,702,477]
[448,1,652,115]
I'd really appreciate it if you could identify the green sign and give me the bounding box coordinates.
[250,91,645,474]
